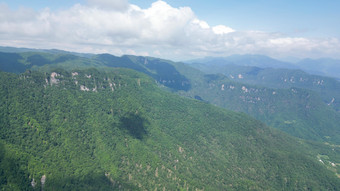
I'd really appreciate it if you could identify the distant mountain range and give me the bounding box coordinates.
[297,58,340,80]
[187,54,340,80]
[0,46,94,58]
[2,46,339,80]
[187,60,340,112]
[187,54,298,69]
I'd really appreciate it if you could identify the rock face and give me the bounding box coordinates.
[80,85,90,91]
[41,175,46,191]
[50,72,60,85]
[31,178,36,188]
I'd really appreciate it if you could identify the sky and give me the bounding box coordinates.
[1,0,340,61]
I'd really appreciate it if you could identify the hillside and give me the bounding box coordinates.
[0,52,191,91]
[187,62,340,111]
[1,69,340,190]
[1,50,340,145]
[173,63,340,144]
[97,54,340,144]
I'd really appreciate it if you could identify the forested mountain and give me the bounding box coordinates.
[174,64,340,144]
[1,69,339,190]
[1,49,340,190]
[1,50,339,144]
[0,46,94,58]
[187,62,340,111]
[0,52,191,91]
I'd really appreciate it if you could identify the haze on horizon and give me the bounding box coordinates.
[1,0,340,61]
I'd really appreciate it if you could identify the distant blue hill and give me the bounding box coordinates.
[186,54,298,69]
[297,58,340,80]
[0,46,94,58]
[186,54,340,80]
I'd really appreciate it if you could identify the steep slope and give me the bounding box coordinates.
[1,50,339,144]
[173,64,340,144]
[0,69,339,190]
[107,55,340,144]
[0,51,191,91]
[0,51,99,74]
[94,54,191,90]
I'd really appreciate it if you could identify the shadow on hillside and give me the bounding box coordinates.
[37,171,140,191]
[0,143,139,190]
[96,54,192,91]
[119,113,149,140]
[145,59,191,91]
[0,142,33,190]
[0,52,28,73]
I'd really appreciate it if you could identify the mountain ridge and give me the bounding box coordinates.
[187,54,340,79]
[1,49,339,144]
[1,68,340,190]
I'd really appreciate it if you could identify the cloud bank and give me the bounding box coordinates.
[0,0,339,60]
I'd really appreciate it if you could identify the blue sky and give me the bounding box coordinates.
[131,0,340,37]
[6,0,340,37]
[1,0,340,60]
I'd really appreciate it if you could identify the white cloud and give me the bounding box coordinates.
[192,19,210,29]
[212,25,234,35]
[0,1,339,60]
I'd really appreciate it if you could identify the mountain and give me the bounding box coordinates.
[174,64,340,144]
[0,46,94,58]
[0,52,191,91]
[94,54,191,91]
[297,58,340,80]
[187,54,298,69]
[187,62,340,112]
[1,50,340,144]
[1,68,340,190]
[0,51,95,74]
[187,54,340,80]
[92,54,340,144]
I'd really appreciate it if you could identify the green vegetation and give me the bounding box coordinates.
[172,62,340,144]
[1,49,340,189]
[0,68,339,190]
[188,62,340,111]
[0,51,191,91]
[1,50,339,145]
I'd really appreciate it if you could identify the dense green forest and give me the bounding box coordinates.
[0,68,339,190]
[0,49,340,190]
[1,50,340,144]
[174,64,340,144]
